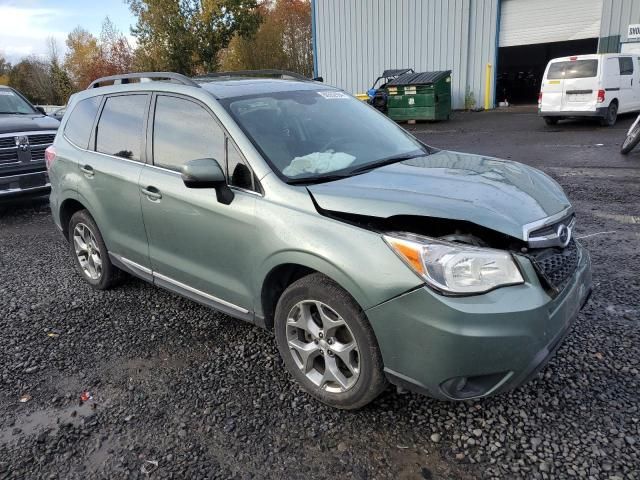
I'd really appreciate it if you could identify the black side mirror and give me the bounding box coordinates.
[181,158,234,205]
[313,76,324,82]
[36,106,47,115]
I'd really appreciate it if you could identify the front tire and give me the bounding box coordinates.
[543,116,559,125]
[68,210,124,290]
[274,273,387,409]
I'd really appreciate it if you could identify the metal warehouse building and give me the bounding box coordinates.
[311,0,640,108]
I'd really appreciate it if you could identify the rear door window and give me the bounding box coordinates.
[547,60,598,79]
[152,95,225,172]
[95,94,149,161]
[619,57,634,75]
[64,96,101,149]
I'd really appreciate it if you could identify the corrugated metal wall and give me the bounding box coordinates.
[600,0,640,42]
[313,0,499,109]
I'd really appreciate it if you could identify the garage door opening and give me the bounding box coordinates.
[496,38,599,105]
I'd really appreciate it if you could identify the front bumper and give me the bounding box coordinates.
[366,242,592,400]
[0,170,50,200]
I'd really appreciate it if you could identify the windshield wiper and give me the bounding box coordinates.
[287,173,352,185]
[347,152,427,175]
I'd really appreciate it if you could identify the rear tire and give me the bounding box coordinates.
[543,116,559,125]
[274,273,387,409]
[600,102,618,127]
[68,210,124,290]
[621,123,640,154]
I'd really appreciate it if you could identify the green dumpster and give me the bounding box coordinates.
[385,70,452,121]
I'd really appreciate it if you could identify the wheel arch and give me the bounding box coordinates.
[257,253,370,331]
[59,198,89,240]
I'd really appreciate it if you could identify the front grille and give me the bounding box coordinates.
[0,137,15,149]
[30,147,46,161]
[528,240,579,293]
[0,149,19,165]
[529,214,575,238]
[27,133,55,146]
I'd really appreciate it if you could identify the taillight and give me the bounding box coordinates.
[538,91,542,104]
[597,89,605,103]
[45,145,56,170]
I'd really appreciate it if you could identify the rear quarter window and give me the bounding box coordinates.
[63,96,101,149]
[547,60,598,79]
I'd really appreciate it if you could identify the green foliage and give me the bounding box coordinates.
[220,0,313,77]
[127,0,261,74]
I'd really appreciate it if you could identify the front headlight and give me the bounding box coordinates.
[383,232,524,294]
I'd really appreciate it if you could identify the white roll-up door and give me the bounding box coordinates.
[499,0,603,47]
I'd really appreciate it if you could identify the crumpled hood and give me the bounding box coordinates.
[307,150,571,240]
[0,114,60,134]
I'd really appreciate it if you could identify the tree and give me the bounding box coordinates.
[0,55,11,85]
[64,18,133,90]
[64,27,101,89]
[219,0,313,77]
[127,0,261,75]
[47,37,73,105]
[8,57,52,104]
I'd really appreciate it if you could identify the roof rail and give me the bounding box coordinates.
[87,72,199,89]
[193,69,310,82]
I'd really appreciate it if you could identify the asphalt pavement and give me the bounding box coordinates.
[0,107,638,479]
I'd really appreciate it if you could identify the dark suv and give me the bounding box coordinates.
[0,85,60,200]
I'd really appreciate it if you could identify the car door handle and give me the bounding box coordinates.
[141,186,162,201]
[80,165,94,177]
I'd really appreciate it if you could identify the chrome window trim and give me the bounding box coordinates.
[63,133,264,197]
[153,271,249,314]
[522,207,574,241]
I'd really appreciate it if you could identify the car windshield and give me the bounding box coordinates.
[547,60,598,79]
[221,89,427,182]
[0,89,37,114]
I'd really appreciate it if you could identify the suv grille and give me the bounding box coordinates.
[528,240,579,293]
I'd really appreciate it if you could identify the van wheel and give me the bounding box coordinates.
[543,116,559,125]
[274,273,387,409]
[68,210,124,290]
[600,102,618,126]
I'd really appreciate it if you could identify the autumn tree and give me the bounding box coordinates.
[220,0,312,77]
[64,18,133,89]
[127,0,262,75]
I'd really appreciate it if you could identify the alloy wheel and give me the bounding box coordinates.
[73,223,102,280]
[285,300,360,393]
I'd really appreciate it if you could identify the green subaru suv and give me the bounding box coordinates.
[48,71,592,409]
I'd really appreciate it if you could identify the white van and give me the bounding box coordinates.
[539,54,640,126]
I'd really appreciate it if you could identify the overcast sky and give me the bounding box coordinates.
[0,0,136,64]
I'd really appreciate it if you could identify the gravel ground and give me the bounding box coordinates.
[0,108,639,479]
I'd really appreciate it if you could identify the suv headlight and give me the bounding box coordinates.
[383,232,524,294]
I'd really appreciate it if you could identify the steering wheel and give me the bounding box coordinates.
[319,136,361,153]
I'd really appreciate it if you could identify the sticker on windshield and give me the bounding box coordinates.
[0,91,15,96]
[317,91,349,99]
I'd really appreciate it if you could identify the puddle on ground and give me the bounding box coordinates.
[0,399,101,445]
